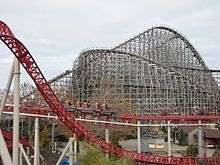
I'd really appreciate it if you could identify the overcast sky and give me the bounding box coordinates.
[0,0,220,88]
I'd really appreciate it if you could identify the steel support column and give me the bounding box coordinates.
[0,129,13,165]
[19,144,31,165]
[105,128,109,158]
[73,134,77,162]
[198,120,204,157]
[13,58,20,165]
[69,137,74,165]
[56,140,70,165]
[0,60,14,121]
[34,118,39,165]
[168,121,171,156]
[137,120,141,153]
[51,120,55,153]
[19,145,23,165]
[0,61,14,165]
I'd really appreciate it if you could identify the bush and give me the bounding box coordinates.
[79,144,134,165]
[186,145,198,156]
[80,147,111,165]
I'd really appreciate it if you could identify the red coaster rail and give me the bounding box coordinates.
[4,105,220,123]
[1,129,31,148]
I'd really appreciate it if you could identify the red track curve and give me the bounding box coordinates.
[1,129,31,148]
[0,20,219,165]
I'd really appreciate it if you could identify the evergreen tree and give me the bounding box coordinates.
[179,130,187,145]
[39,125,51,148]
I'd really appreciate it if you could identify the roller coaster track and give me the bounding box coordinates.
[1,129,31,148]
[0,20,219,165]
[4,105,220,123]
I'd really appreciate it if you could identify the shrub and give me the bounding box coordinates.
[79,143,134,165]
[186,145,198,156]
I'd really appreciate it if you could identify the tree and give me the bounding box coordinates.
[160,126,167,134]
[39,125,51,148]
[111,131,122,147]
[179,130,187,146]
[186,145,198,156]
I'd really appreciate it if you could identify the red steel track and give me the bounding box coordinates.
[1,20,220,165]
[1,129,31,148]
[3,105,220,123]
